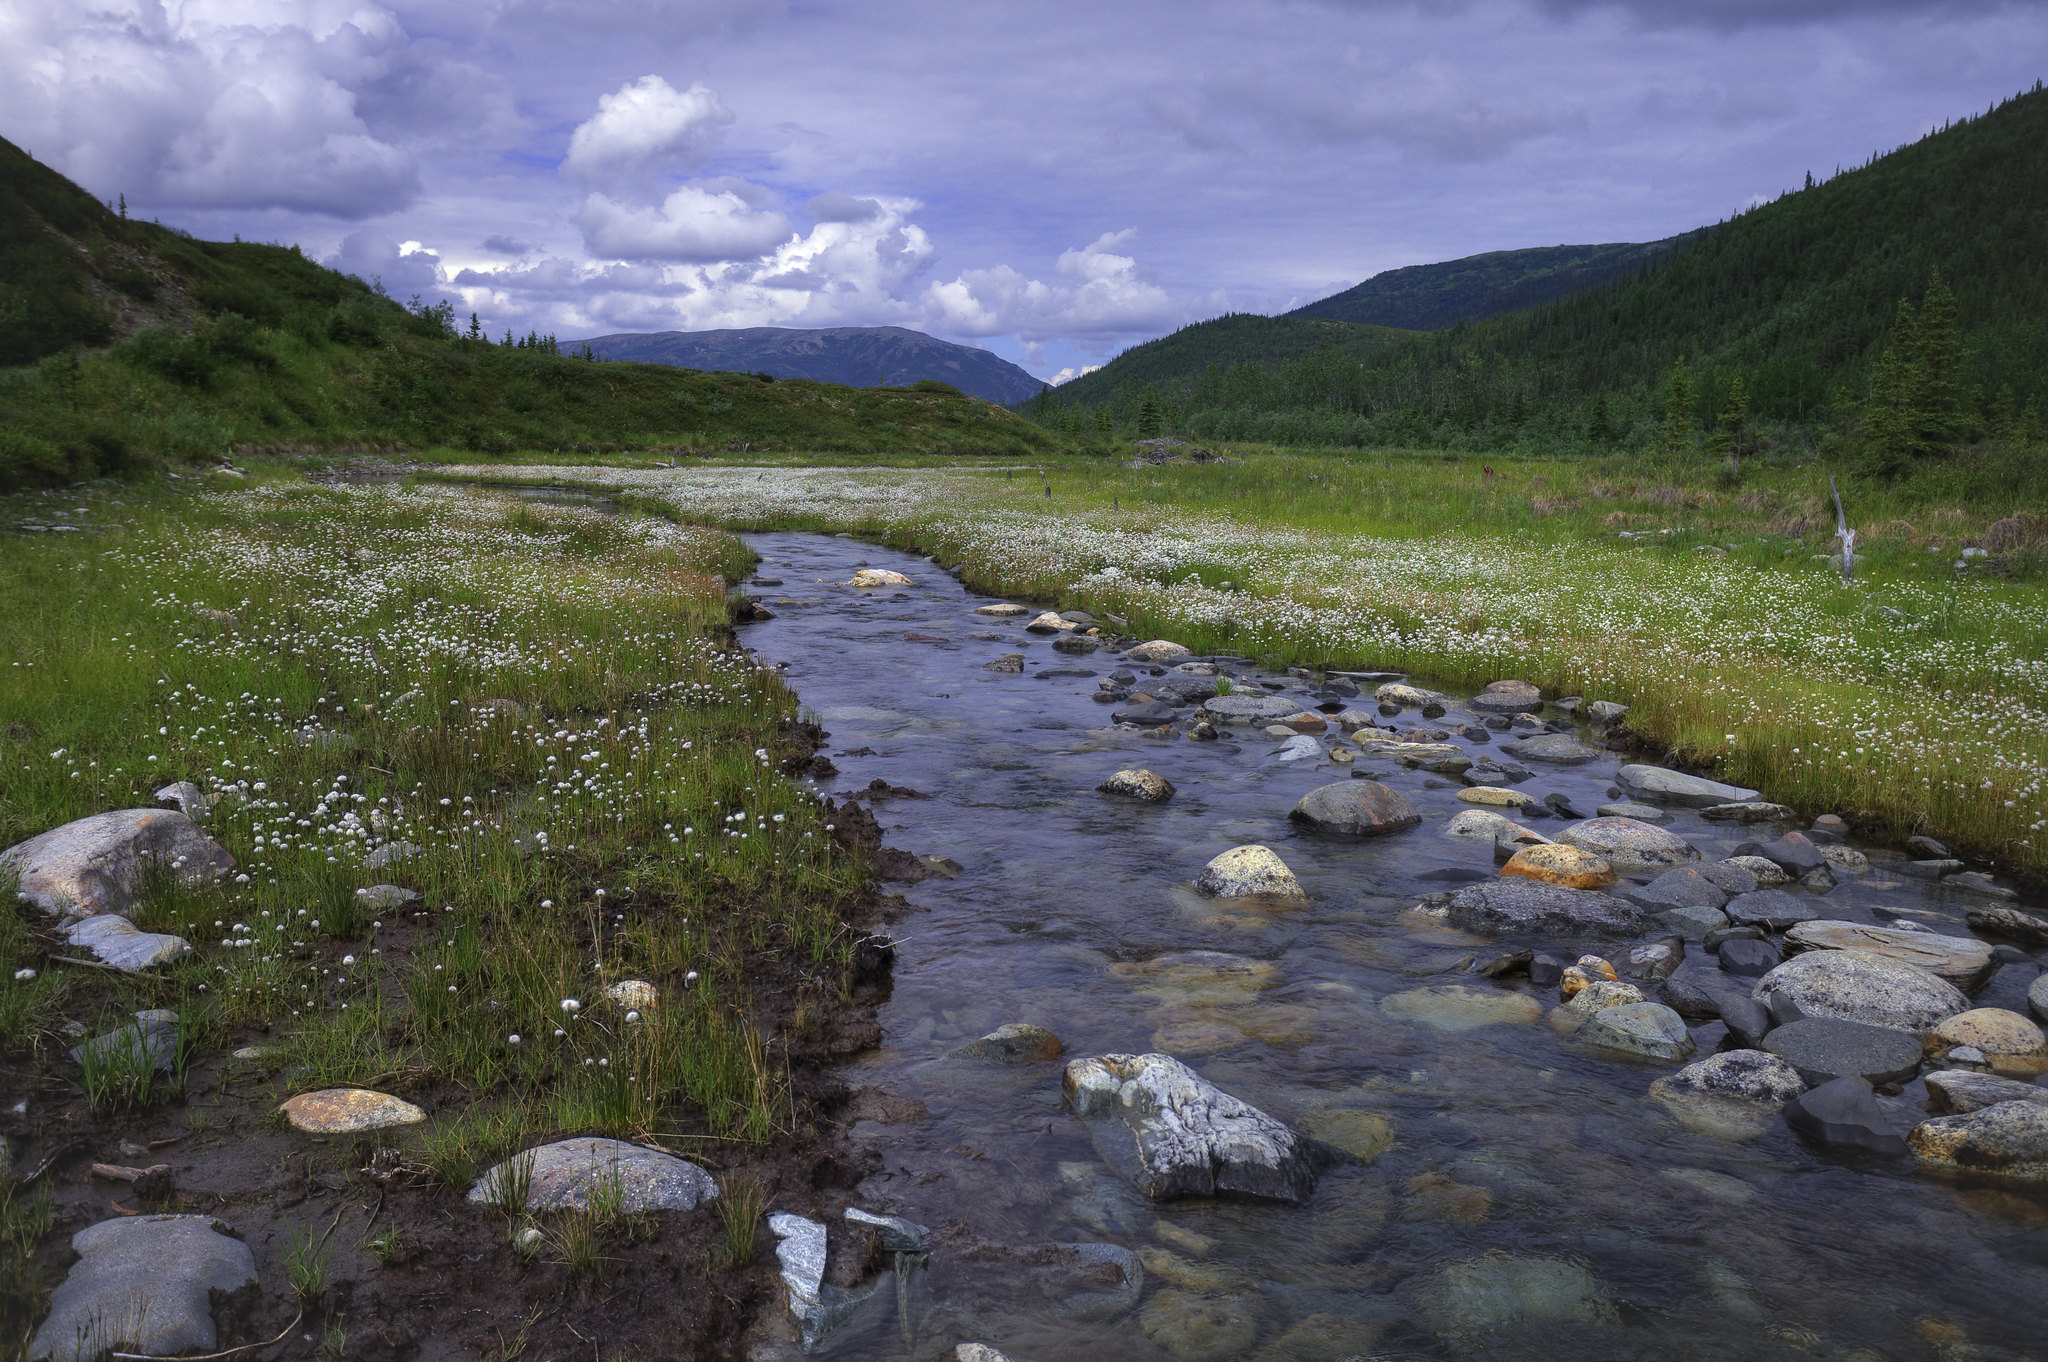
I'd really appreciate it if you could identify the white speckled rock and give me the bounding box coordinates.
[1784,920,1998,992]
[1125,639,1193,663]
[469,1137,717,1213]
[1556,817,1700,874]
[1752,951,1969,1034]
[1192,844,1306,898]
[3,809,235,918]
[848,568,913,587]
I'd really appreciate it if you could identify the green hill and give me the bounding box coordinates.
[0,136,1066,489]
[1031,83,2048,457]
[1286,235,1704,330]
[582,325,1044,405]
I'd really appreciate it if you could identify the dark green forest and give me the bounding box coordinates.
[1032,82,2048,464]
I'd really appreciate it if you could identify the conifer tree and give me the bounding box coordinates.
[1708,375,1751,474]
[1656,356,1695,456]
[1092,404,1113,437]
[1912,268,1964,449]
[1587,393,1614,445]
[1136,387,1163,439]
[1860,300,1920,477]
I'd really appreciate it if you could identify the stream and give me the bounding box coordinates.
[730,527,2047,1362]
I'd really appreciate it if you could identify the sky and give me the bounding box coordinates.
[3,2,2044,383]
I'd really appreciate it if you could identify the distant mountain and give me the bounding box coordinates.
[579,326,1044,405]
[1287,235,1705,331]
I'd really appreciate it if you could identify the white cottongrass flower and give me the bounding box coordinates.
[13,968,35,982]
[560,998,581,1013]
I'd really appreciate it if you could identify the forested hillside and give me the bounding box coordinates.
[0,136,1065,488]
[1030,83,2048,461]
[582,325,1043,405]
[1287,235,1703,331]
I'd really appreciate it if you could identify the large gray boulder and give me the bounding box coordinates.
[1577,1001,1695,1061]
[2032,972,2048,1025]
[1783,920,1998,992]
[1467,680,1543,715]
[1761,1017,1923,1086]
[1723,890,1819,931]
[1654,1049,1807,1105]
[1288,781,1419,837]
[1443,879,1643,938]
[1752,952,1969,1034]
[1192,845,1306,898]
[3,809,235,917]
[70,1010,180,1073]
[1614,765,1761,808]
[1556,817,1701,874]
[1199,694,1301,725]
[1784,1077,1908,1156]
[468,1137,717,1213]
[1063,1053,1330,1202]
[1908,1100,2048,1182]
[1499,733,1602,764]
[30,1215,257,1361]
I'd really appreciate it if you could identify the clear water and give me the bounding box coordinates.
[740,529,2047,1362]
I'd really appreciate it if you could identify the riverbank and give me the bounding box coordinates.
[431,458,2048,884]
[0,479,889,1357]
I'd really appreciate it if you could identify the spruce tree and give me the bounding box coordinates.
[1656,356,1695,457]
[1092,404,1113,437]
[1912,268,1964,450]
[1860,300,1921,477]
[1708,376,1751,475]
[1587,393,1614,445]
[1136,387,1163,439]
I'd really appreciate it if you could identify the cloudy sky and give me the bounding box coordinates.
[4,1,2043,381]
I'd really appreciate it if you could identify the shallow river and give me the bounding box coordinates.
[735,529,2046,1362]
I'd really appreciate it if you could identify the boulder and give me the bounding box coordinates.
[848,568,913,587]
[2033,972,2048,1024]
[1623,868,1730,915]
[1739,833,1830,876]
[58,914,190,972]
[951,1023,1064,1065]
[29,1215,258,1362]
[973,602,1030,617]
[1468,680,1543,714]
[3,809,235,917]
[1556,817,1701,874]
[468,1137,718,1213]
[1723,890,1819,931]
[1657,976,1721,1020]
[1908,1100,2048,1182]
[1655,1049,1807,1105]
[1373,682,1445,708]
[1721,855,1791,887]
[1062,1053,1330,1202]
[1415,1253,1617,1342]
[355,884,419,909]
[70,1011,180,1073]
[1719,994,1773,1048]
[1443,878,1642,938]
[1025,611,1076,633]
[1717,937,1781,979]
[1783,920,1998,992]
[1964,905,2048,945]
[1699,802,1798,823]
[1596,800,1670,823]
[1200,693,1302,725]
[1500,844,1617,890]
[768,1212,868,1351]
[1925,1009,2048,1075]
[1614,765,1761,808]
[1752,951,1968,1034]
[1272,735,1323,763]
[1112,700,1180,725]
[1193,845,1306,898]
[1578,1002,1696,1061]
[1380,985,1544,1032]
[153,782,212,817]
[1443,808,1520,842]
[1288,781,1419,837]
[1125,640,1193,663]
[1925,1070,2048,1114]
[1099,769,1175,802]
[1700,861,1763,895]
[1457,786,1533,808]
[984,653,1025,673]
[1784,1077,1909,1156]
[1550,980,1644,1035]
[1619,937,1684,983]
[1351,738,1470,773]
[280,1088,425,1134]
[1763,1016,1923,1086]
[1499,733,1602,765]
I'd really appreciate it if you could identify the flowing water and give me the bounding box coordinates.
[727,526,2048,1361]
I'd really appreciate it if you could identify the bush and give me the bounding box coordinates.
[0,428,69,488]
[909,378,964,396]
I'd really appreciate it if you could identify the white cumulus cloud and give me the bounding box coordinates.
[922,230,1178,342]
[574,184,793,262]
[562,75,732,192]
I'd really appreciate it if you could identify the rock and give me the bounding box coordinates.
[1380,985,1544,1032]
[364,840,420,868]
[1332,708,1383,733]
[1555,817,1700,874]
[1897,858,1964,880]
[1718,937,1781,979]
[1470,948,1534,978]
[1614,765,1761,808]
[768,1212,868,1350]
[1719,994,1773,1048]
[152,781,212,817]
[1656,1049,1807,1105]
[973,602,1030,616]
[1944,871,2016,899]
[468,1137,718,1213]
[1051,634,1101,654]
[70,1011,180,1073]
[1926,1070,2048,1114]
[1763,1017,1924,1086]
[1416,1253,1617,1341]
[1909,1100,2048,1182]
[1784,1077,1909,1156]
[951,1023,1064,1064]
[1907,834,1950,857]
[355,884,418,909]
[1657,976,1720,1020]
[1276,711,1327,734]
[1125,640,1193,663]
[1139,1289,1259,1362]
[279,1088,425,1133]
[1721,854,1791,887]
[1560,955,1620,998]
[1099,769,1174,802]
[1754,951,1968,1034]
[1783,920,1997,991]
[1699,802,1797,823]
[1925,1009,2048,1075]
[1063,1053,1329,1202]
[1578,1001,1695,1061]
[1966,905,2048,946]
[1500,844,1617,890]
[2033,973,2048,1024]
[1111,952,1279,1007]
[1623,867,1730,913]
[1025,611,1076,633]
[1297,1109,1396,1160]
[844,1206,930,1253]
[1742,833,1829,876]
[1620,937,1684,983]
[1444,808,1521,841]
[848,568,913,587]
[1199,693,1302,725]
[29,1215,258,1362]
[1468,680,1543,715]
[1457,786,1533,807]
[1499,733,1602,764]
[1112,700,1179,725]
[606,979,659,1009]
[1596,801,1670,823]
[984,653,1025,673]
[1444,878,1643,937]
[1550,980,1644,1035]
[955,1347,1021,1362]
[58,914,190,971]
[3,809,235,918]
[1821,844,1870,871]
[1373,682,1445,707]
[1288,781,1418,837]
[1722,890,1818,931]
[1349,738,1468,774]
[1192,845,1306,898]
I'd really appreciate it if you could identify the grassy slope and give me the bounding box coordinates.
[1042,84,2048,444]
[1285,234,1704,330]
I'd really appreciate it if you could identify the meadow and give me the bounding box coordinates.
[0,476,874,1347]
[437,447,2048,881]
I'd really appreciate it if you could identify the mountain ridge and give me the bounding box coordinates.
[580,325,1043,405]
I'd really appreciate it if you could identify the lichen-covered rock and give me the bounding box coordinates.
[1288,781,1419,837]
[1577,1001,1695,1061]
[1468,680,1543,715]
[1653,1049,1807,1105]
[848,568,913,587]
[1444,878,1643,938]
[1499,733,1603,765]
[1500,844,1617,890]
[1457,786,1534,807]
[1722,890,1819,931]
[1783,920,1997,992]
[1373,682,1445,708]
[1099,769,1175,802]
[1199,693,1302,725]
[1444,808,1520,841]
[29,1216,257,1362]
[951,1022,1064,1064]
[1125,639,1193,663]
[1556,817,1700,874]
[1924,1069,2048,1115]
[1909,1101,2048,1183]
[280,1088,425,1134]
[468,1137,717,1213]
[1063,1053,1330,1202]
[3,809,235,918]
[1925,1009,2048,1076]
[1752,950,1968,1034]
[1025,610,1076,632]
[1192,844,1306,898]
